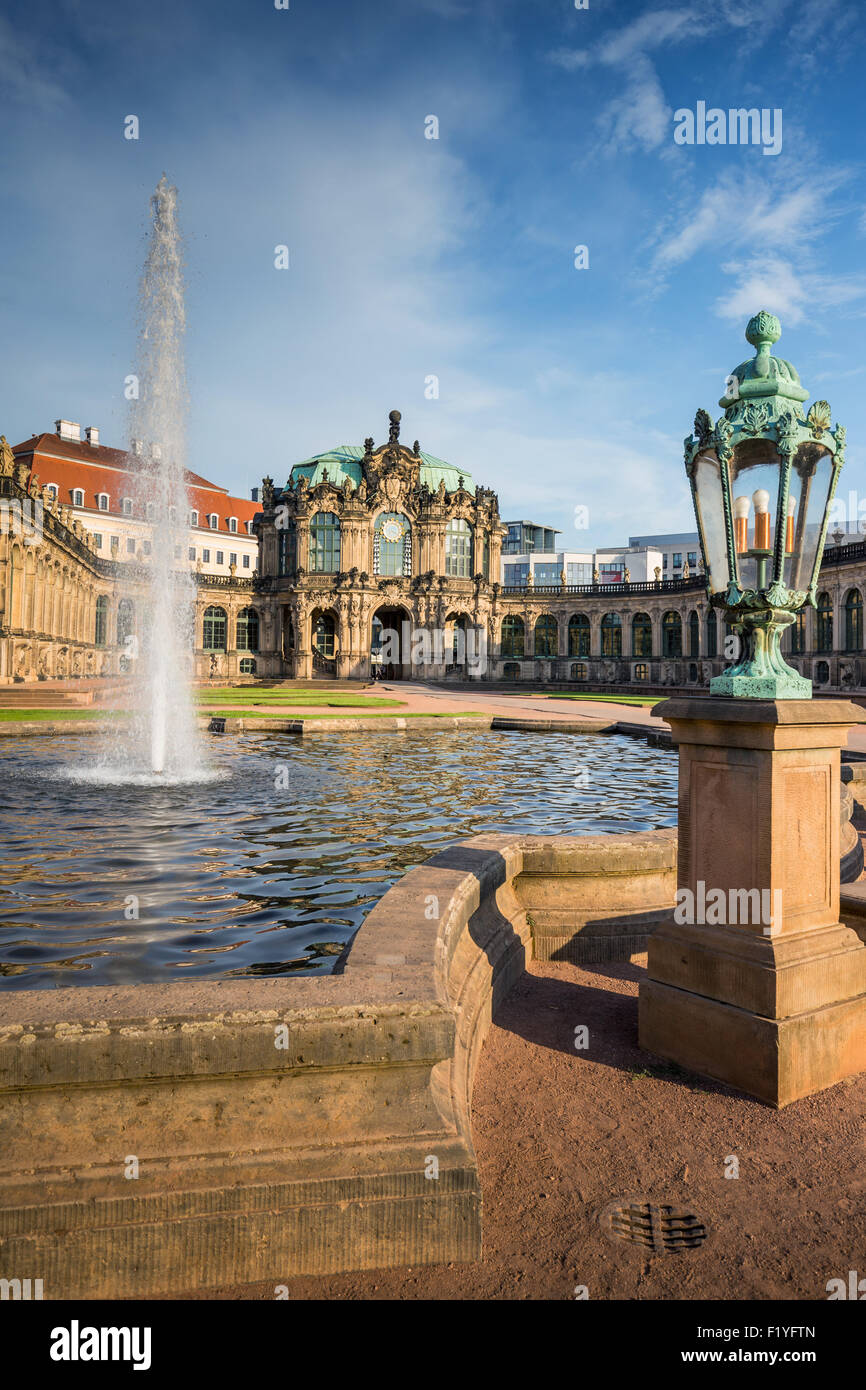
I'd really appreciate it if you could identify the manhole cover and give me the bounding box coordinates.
[600,1199,707,1253]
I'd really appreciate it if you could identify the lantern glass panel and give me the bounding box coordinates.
[728,440,782,592]
[788,443,834,594]
[693,451,728,596]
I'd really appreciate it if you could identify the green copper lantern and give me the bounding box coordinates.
[685,312,846,699]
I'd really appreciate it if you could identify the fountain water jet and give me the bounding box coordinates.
[90,176,211,784]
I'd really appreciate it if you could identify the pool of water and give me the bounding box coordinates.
[0,729,677,989]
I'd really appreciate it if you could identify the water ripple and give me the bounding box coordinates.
[0,729,676,989]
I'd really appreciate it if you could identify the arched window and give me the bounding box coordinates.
[568,613,590,657]
[534,614,557,658]
[203,605,227,651]
[688,610,700,658]
[501,615,525,658]
[236,607,259,651]
[816,660,830,686]
[94,595,108,647]
[662,611,682,658]
[313,612,336,658]
[239,656,257,675]
[845,590,862,652]
[571,661,588,681]
[278,524,297,576]
[632,612,652,658]
[601,612,622,657]
[706,608,717,658]
[503,661,521,680]
[634,662,649,681]
[116,598,134,646]
[309,512,341,573]
[374,513,411,576]
[790,608,806,655]
[817,592,833,652]
[481,533,490,581]
[445,518,473,578]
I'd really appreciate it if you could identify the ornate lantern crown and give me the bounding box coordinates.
[684,312,845,699]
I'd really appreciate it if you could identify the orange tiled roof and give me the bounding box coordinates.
[12,433,258,534]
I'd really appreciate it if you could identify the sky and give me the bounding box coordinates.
[1,0,865,548]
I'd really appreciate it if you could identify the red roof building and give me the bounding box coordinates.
[13,422,259,576]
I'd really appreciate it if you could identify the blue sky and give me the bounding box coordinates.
[1,0,865,547]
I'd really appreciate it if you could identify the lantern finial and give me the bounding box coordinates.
[745,310,781,350]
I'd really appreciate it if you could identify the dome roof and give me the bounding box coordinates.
[289,443,472,494]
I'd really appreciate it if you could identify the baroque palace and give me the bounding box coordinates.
[2,410,865,692]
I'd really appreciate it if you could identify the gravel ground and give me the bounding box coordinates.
[183,956,866,1301]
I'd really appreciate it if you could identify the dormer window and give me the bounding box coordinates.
[245,520,253,535]
[45,484,58,501]
[208,513,219,530]
[97,493,109,511]
[72,488,84,507]
[122,497,133,517]
[146,502,156,521]
[228,516,238,534]
[190,509,199,527]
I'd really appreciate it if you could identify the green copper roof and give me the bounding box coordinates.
[289,444,472,494]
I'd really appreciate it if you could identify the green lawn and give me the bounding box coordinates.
[545,692,661,708]
[0,708,130,721]
[196,687,403,708]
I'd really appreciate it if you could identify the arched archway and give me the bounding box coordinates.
[371,605,411,680]
[311,607,339,676]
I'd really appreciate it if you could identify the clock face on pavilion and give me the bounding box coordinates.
[381,518,405,543]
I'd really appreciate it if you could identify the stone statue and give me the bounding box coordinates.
[593,567,600,584]
[261,476,275,509]
[654,566,662,582]
[0,436,14,477]
[623,566,630,584]
[388,410,401,444]
[682,559,690,579]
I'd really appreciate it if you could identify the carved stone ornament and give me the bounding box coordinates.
[383,472,403,509]
[0,435,15,477]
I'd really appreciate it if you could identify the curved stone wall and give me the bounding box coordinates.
[0,810,857,1296]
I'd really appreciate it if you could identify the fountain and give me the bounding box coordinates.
[94,176,210,783]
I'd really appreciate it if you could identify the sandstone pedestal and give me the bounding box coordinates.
[639,698,866,1107]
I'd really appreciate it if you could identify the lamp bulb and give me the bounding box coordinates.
[752,488,770,513]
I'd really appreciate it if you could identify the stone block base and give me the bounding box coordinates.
[0,1152,480,1300]
[639,978,866,1108]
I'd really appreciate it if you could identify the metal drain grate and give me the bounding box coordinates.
[600,1200,707,1253]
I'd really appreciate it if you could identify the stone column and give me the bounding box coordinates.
[640,697,866,1106]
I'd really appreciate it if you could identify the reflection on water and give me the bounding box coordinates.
[0,729,676,990]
